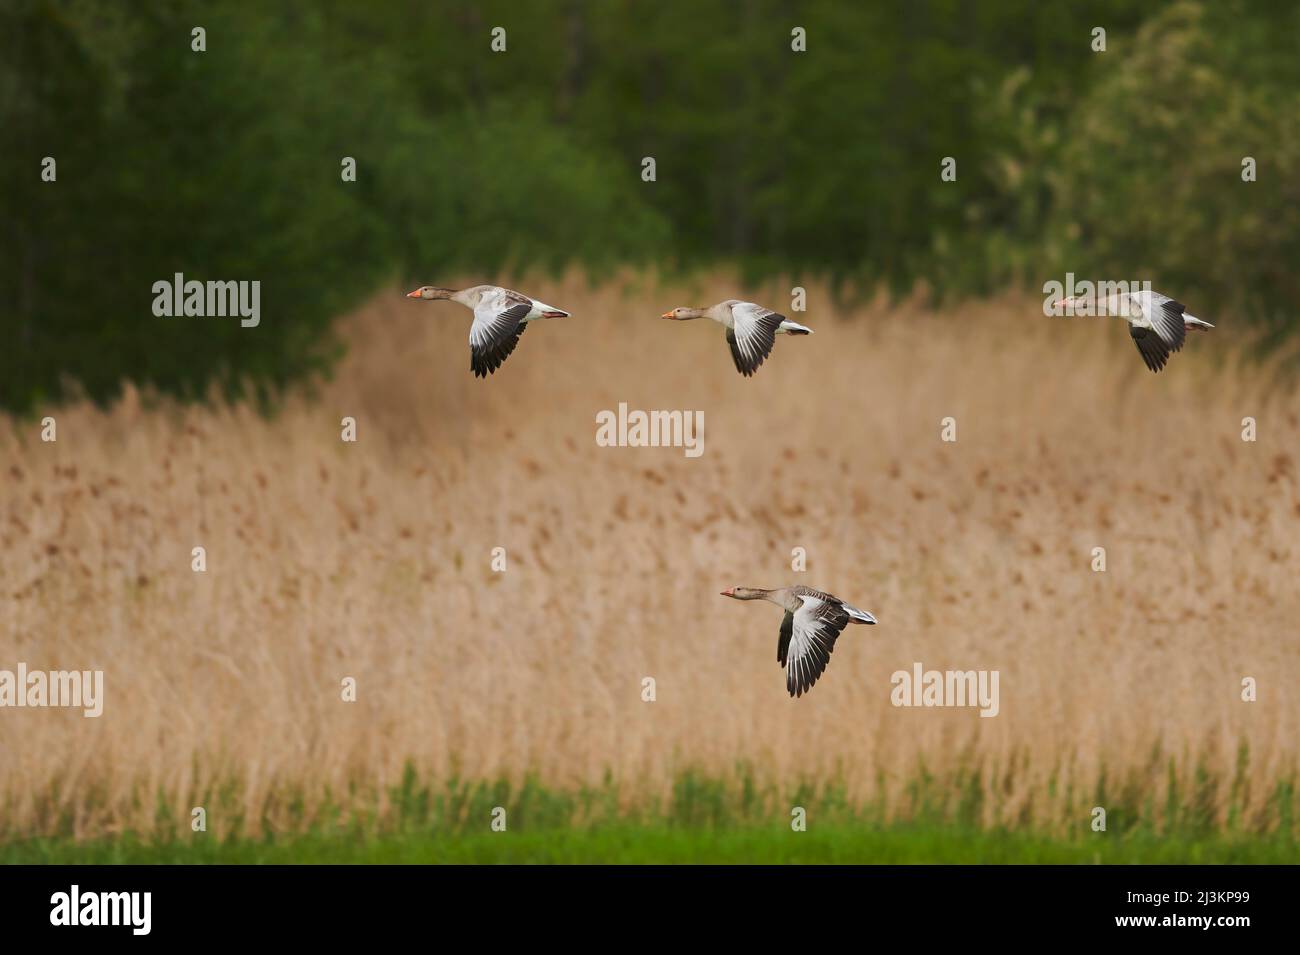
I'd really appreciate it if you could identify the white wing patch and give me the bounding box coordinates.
[1133,291,1187,350]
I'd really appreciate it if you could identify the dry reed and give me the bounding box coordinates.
[2,273,1297,840]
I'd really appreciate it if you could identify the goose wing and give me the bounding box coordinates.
[469,292,533,378]
[779,593,851,698]
[1128,291,1186,372]
[725,302,786,377]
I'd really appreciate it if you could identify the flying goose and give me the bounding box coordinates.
[1053,290,1214,373]
[721,585,876,697]
[407,285,569,377]
[660,300,812,376]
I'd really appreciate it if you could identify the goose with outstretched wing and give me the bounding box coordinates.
[721,585,877,697]
[1053,289,1213,373]
[407,284,569,377]
[661,300,812,377]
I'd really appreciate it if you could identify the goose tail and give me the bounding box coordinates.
[532,300,569,319]
[843,603,877,625]
[1184,314,1214,331]
[778,319,813,336]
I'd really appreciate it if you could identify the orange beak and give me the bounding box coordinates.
[406,289,423,299]
[661,311,675,319]
[720,588,734,597]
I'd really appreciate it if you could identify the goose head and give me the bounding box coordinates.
[407,286,456,301]
[1051,294,1091,315]
[720,587,768,600]
[661,306,706,321]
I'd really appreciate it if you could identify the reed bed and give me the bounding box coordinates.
[2,273,1297,841]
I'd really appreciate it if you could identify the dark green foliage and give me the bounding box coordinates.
[3,3,385,410]
[3,1,1298,414]
[972,2,1300,332]
[0,0,666,413]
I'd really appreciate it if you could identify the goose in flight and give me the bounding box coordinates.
[1053,290,1214,373]
[661,300,812,376]
[721,585,876,697]
[407,285,569,377]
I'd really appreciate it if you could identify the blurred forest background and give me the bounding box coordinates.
[2,0,1298,412]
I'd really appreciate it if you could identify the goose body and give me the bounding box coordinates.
[721,585,876,697]
[661,300,812,377]
[407,284,569,377]
[1053,289,1213,373]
